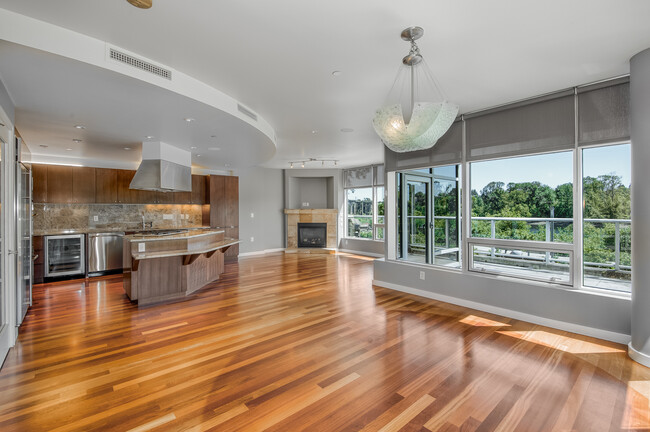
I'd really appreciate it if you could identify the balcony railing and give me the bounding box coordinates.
[405,215,631,275]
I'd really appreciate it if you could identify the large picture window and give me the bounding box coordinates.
[582,143,631,292]
[344,165,384,240]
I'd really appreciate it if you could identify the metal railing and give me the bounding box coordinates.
[405,215,631,273]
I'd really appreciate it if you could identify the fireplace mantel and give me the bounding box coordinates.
[284,209,337,251]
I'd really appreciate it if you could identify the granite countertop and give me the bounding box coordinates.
[131,238,240,260]
[34,226,211,236]
[125,229,225,242]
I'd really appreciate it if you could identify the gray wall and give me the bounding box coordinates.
[340,237,385,256]
[238,167,285,254]
[284,168,342,210]
[289,177,331,209]
[0,78,14,125]
[374,259,631,339]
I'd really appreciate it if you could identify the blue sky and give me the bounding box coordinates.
[471,144,631,191]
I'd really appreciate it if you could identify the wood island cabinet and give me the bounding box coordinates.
[33,235,44,285]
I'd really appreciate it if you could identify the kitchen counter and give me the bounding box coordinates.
[123,229,239,305]
[34,226,211,236]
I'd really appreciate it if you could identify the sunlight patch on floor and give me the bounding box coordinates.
[459,314,511,327]
[497,330,625,354]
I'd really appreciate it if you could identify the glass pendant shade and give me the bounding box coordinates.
[373,101,459,153]
[373,26,459,153]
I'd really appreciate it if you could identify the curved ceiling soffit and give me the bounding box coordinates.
[0,7,277,161]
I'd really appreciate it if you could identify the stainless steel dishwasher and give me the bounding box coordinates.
[87,232,124,276]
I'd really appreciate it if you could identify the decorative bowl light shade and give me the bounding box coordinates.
[373,27,459,153]
[373,101,458,153]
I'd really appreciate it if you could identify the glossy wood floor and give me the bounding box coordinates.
[0,253,649,431]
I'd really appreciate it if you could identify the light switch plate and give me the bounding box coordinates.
[302,202,309,207]
[93,215,98,222]
[163,214,173,220]
[138,243,145,252]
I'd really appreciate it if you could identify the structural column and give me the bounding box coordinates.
[629,48,650,367]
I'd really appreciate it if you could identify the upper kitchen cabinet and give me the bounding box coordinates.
[32,164,47,203]
[175,175,207,205]
[116,169,135,204]
[45,165,73,203]
[95,168,118,203]
[72,167,96,203]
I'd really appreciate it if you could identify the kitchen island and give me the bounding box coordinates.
[122,229,239,305]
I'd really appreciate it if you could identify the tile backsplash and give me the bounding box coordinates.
[34,203,206,234]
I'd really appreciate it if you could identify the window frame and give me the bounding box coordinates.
[344,165,385,241]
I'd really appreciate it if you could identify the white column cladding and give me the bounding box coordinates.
[629,48,650,367]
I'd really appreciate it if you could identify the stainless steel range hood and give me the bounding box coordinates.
[130,142,192,192]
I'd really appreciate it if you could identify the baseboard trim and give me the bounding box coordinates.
[239,248,285,257]
[628,343,650,367]
[372,279,631,345]
[338,249,384,258]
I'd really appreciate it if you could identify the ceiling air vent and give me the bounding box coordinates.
[109,48,172,80]
[237,104,258,121]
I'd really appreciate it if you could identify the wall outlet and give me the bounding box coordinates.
[250,212,254,218]
[250,236,254,242]
[419,271,425,280]
[138,243,145,252]
[163,214,173,220]
[302,202,309,207]
[93,215,98,222]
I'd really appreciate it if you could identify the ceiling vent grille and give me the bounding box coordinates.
[237,104,258,121]
[109,48,172,80]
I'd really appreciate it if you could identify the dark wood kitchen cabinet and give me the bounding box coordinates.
[46,165,73,203]
[33,235,44,284]
[32,164,48,203]
[72,167,96,203]
[174,175,207,205]
[95,168,118,203]
[208,175,239,261]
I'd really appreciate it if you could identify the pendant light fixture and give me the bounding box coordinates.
[127,0,152,9]
[372,27,459,153]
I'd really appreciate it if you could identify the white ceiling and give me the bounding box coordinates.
[1,0,650,170]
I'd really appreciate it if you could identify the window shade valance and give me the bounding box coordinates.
[578,78,629,146]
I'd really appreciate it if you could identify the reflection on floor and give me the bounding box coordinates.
[0,253,646,431]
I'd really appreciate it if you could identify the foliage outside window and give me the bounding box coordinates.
[344,165,384,241]
[582,144,631,292]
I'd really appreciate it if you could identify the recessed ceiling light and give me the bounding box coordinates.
[331,71,342,77]
[66,148,73,151]
[190,146,197,149]
[146,135,154,139]
[196,154,201,157]
[39,145,48,148]
[340,128,354,133]
[208,147,221,151]
[74,125,85,130]
[184,118,195,122]
[72,139,82,143]
[124,147,131,150]
[311,130,318,134]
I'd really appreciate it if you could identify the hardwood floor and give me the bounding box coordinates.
[0,253,648,431]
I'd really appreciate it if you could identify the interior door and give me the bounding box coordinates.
[402,175,432,263]
[16,162,31,325]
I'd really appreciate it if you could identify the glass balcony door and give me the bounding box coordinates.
[402,175,432,263]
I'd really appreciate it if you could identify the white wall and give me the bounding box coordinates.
[237,167,285,254]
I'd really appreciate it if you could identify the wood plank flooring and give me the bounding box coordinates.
[0,252,648,431]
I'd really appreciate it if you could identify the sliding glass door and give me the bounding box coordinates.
[402,175,431,263]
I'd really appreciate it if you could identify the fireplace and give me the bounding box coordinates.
[297,223,327,248]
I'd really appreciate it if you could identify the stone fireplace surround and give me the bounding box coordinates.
[284,209,337,251]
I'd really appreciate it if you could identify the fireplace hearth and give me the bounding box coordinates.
[297,223,327,248]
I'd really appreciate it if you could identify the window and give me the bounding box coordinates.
[344,165,384,240]
[582,143,631,292]
[469,151,574,284]
[396,164,461,268]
